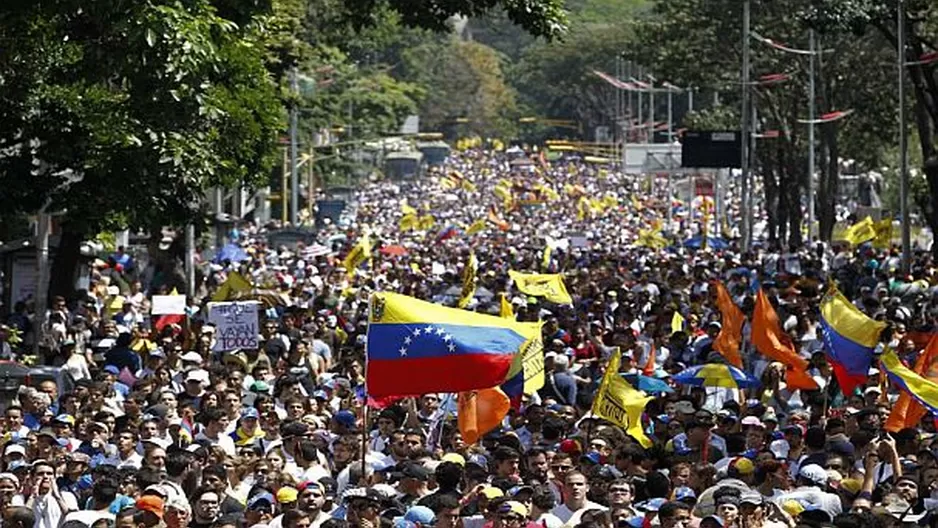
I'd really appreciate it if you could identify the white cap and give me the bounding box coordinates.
[741,416,764,428]
[181,352,202,363]
[799,464,828,485]
[3,445,25,457]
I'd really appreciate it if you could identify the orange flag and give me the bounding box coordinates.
[642,341,657,376]
[885,334,938,432]
[458,388,510,445]
[751,289,818,391]
[712,281,744,368]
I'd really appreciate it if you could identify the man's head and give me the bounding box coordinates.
[1,507,34,528]
[493,446,521,478]
[657,501,692,528]
[562,471,589,504]
[134,495,165,528]
[297,481,326,513]
[193,488,220,523]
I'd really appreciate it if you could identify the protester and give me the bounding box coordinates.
[0,144,935,528]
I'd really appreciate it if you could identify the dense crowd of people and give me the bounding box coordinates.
[1,145,936,528]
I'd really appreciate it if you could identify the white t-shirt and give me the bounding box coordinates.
[33,491,79,528]
[195,431,236,456]
[551,501,607,525]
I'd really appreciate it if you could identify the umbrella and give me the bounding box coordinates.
[214,243,249,264]
[683,236,729,250]
[442,285,495,301]
[673,363,760,389]
[623,374,674,393]
[379,245,408,256]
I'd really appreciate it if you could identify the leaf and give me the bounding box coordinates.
[146,28,156,47]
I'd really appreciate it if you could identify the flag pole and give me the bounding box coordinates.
[361,404,368,480]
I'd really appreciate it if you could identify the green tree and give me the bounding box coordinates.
[0,1,283,296]
[811,0,938,254]
[629,0,897,244]
[402,38,520,138]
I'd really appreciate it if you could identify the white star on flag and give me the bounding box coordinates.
[404,336,412,345]
[399,347,408,356]
[448,343,456,353]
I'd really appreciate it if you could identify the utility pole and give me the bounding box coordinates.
[740,0,752,251]
[185,223,195,294]
[289,67,299,226]
[688,88,694,112]
[807,29,816,242]
[898,0,911,272]
[34,202,51,355]
[648,76,656,144]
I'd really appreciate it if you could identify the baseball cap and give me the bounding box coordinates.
[248,492,275,510]
[181,351,202,363]
[103,365,120,375]
[480,487,504,499]
[4,445,25,457]
[441,453,465,466]
[404,506,436,525]
[334,410,356,428]
[241,408,259,420]
[799,464,828,485]
[53,414,76,426]
[277,487,298,504]
[499,501,529,518]
[739,491,763,505]
[674,401,696,414]
[741,416,764,429]
[135,495,164,519]
[674,486,696,502]
[402,463,431,481]
[250,380,271,393]
[638,498,667,512]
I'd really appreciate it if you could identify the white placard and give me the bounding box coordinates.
[208,301,260,352]
[151,295,187,315]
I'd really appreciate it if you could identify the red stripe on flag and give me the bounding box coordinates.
[366,355,515,397]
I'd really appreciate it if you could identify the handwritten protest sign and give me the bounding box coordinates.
[207,301,259,352]
[151,295,186,315]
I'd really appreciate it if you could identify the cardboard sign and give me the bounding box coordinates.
[151,295,187,315]
[208,301,259,352]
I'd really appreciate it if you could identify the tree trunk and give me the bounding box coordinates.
[48,223,85,301]
[777,143,790,247]
[818,121,839,242]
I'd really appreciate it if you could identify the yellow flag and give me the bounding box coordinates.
[401,202,417,216]
[461,179,477,192]
[508,270,573,305]
[466,219,487,235]
[873,218,893,249]
[418,214,436,231]
[212,271,253,302]
[840,216,876,245]
[631,195,643,211]
[592,349,654,448]
[457,252,478,309]
[521,322,545,394]
[671,311,685,334]
[500,294,514,319]
[342,235,371,276]
[399,213,418,232]
[635,228,668,250]
[603,195,618,208]
[541,245,552,271]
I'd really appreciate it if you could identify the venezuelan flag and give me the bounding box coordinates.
[881,349,938,415]
[819,284,886,395]
[366,292,531,397]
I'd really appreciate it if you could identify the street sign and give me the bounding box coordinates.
[681,130,741,168]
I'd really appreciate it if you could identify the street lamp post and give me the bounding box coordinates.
[740,0,752,251]
[289,67,300,226]
[898,0,911,273]
[807,29,816,242]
